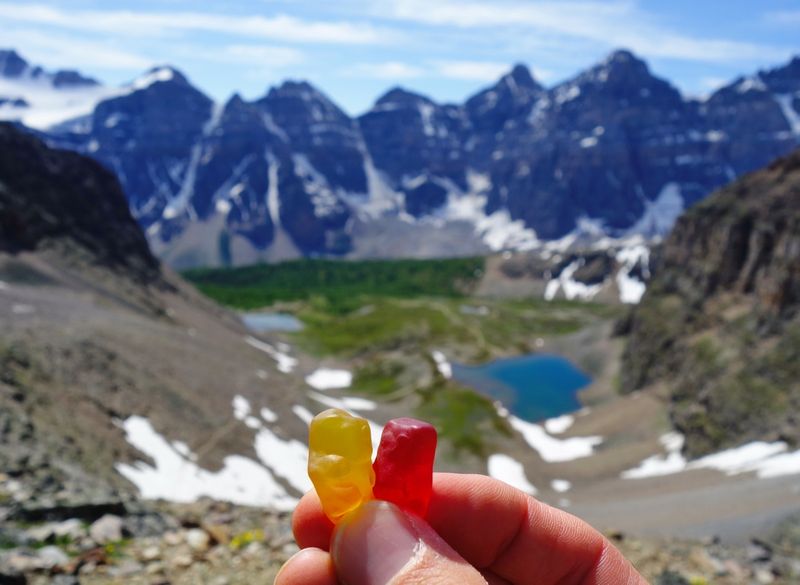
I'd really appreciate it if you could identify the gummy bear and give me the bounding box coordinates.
[308,408,375,522]
[373,417,437,517]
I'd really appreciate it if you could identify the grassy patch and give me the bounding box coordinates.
[183,257,485,311]
[416,380,511,457]
[351,360,404,397]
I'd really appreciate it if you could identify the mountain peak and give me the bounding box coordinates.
[600,49,649,74]
[507,63,540,90]
[128,66,188,92]
[759,54,800,93]
[266,79,334,107]
[0,48,29,78]
[373,86,433,109]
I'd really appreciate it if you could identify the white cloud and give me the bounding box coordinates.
[349,61,426,79]
[0,3,395,45]
[699,76,729,91]
[220,44,306,67]
[432,60,509,81]
[2,28,152,71]
[377,0,788,63]
[765,10,800,25]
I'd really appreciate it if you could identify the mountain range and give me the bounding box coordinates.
[2,48,799,268]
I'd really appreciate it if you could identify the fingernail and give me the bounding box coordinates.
[332,501,420,585]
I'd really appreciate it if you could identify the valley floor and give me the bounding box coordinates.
[2,252,800,583]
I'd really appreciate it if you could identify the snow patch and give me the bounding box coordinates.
[622,433,800,480]
[128,67,175,92]
[293,154,341,217]
[508,415,602,463]
[431,350,452,379]
[544,415,574,435]
[418,102,436,137]
[488,454,537,495]
[627,182,684,238]
[115,416,297,510]
[621,432,688,479]
[615,241,650,304]
[305,368,353,390]
[735,76,767,94]
[308,391,377,412]
[292,405,314,425]
[260,407,277,423]
[551,479,572,493]
[775,93,800,138]
[544,261,602,301]
[253,425,312,493]
[245,336,297,373]
[232,395,251,421]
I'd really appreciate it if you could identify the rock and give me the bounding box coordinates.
[162,531,184,546]
[202,523,230,546]
[170,553,193,568]
[53,518,86,540]
[50,575,80,585]
[140,546,161,562]
[108,559,144,577]
[36,545,70,569]
[25,518,86,544]
[185,528,211,552]
[89,514,124,544]
[655,571,690,585]
[754,566,775,583]
[748,539,773,563]
[145,561,165,575]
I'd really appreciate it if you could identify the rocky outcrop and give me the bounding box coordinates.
[0,123,159,282]
[621,149,800,456]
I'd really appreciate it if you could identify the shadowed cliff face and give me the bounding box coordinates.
[621,149,800,457]
[0,122,160,283]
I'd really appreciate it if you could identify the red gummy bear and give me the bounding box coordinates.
[373,417,437,517]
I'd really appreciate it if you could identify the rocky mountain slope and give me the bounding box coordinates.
[0,122,318,516]
[621,148,800,457]
[5,48,800,267]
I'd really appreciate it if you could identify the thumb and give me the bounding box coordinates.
[332,500,487,585]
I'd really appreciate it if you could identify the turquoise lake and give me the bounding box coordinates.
[451,354,591,423]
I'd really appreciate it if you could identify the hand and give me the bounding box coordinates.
[275,472,648,585]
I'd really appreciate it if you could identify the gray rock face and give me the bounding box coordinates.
[621,148,800,456]
[28,49,800,266]
[0,122,159,282]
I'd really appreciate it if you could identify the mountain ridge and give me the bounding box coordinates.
[4,48,800,267]
[620,147,800,456]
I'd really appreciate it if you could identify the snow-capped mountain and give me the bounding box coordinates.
[0,49,122,131]
[13,48,800,267]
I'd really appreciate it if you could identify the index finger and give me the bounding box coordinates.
[293,472,645,585]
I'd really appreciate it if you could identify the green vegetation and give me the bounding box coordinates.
[186,257,617,457]
[351,360,404,397]
[183,257,484,312]
[417,380,511,456]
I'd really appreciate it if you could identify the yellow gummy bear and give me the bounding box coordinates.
[308,408,375,522]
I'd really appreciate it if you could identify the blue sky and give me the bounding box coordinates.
[3,0,799,114]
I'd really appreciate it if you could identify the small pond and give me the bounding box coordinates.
[451,354,591,423]
[241,312,304,333]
